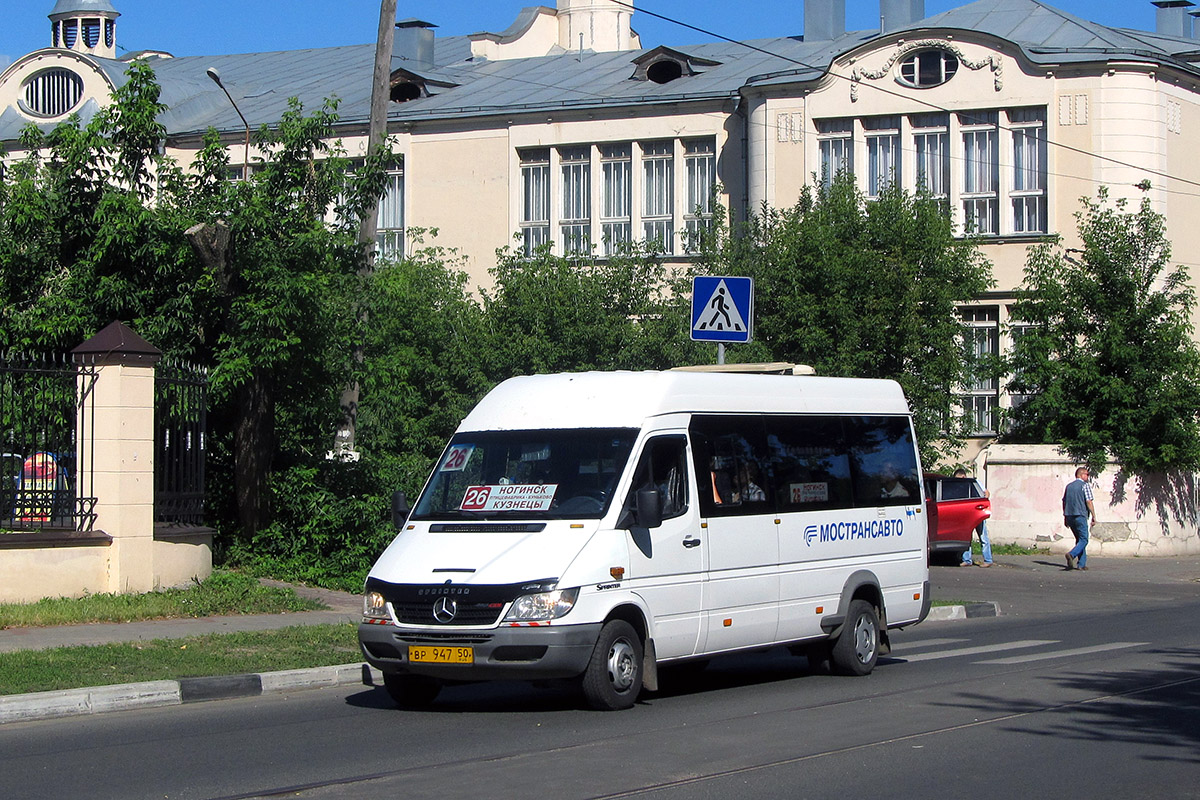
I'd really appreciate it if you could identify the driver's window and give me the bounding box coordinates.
[628,436,688,520]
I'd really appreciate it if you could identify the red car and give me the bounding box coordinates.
[923,474,991,557]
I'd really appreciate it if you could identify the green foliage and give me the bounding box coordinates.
[697,177,993,464]
[1005,189,1200,474]
[482,241,704,376]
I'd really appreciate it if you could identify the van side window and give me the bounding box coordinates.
[627,435,688,519]
[766,416,854,511]
[690,416,771,517]
[843,416,920,507]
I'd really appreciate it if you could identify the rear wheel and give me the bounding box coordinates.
[383,672,441,709]
[830,599,880,676]
[581,620,643,711]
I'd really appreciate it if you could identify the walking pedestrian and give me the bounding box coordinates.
[955,468,993,567]
[1062,466,1096,571]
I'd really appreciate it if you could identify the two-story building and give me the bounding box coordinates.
[5,0,1200,445]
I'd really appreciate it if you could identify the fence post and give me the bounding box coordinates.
[71,321,161,594]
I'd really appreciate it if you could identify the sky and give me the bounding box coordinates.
[0,0,1168,70]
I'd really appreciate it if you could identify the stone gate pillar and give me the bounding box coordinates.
[71,321,161,594]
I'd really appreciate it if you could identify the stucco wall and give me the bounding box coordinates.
[980,444,1200,557]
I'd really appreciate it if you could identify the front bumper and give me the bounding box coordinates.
[358,621,603,681]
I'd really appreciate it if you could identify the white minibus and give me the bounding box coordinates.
[359,370,932,710]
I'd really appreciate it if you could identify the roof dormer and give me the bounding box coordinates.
[631,46,721,84]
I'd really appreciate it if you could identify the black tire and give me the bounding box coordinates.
[581,620,643,711]
[830,599,880,676]
[383,672,441,709]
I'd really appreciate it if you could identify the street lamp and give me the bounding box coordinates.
[205,67,251,180]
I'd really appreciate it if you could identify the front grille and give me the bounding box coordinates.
[395,632,494,645]
[392,602,505,626]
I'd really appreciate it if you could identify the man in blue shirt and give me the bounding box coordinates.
[1062,466,1096,570]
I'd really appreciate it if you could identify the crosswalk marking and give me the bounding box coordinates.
[976,642,1148,665]
[899,640,1058,663]
[895,638,968,652]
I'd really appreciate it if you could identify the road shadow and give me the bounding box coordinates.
[345,647,831,714]
[938,648,1200,765]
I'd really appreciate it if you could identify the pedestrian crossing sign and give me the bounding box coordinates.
[691,276,753,343]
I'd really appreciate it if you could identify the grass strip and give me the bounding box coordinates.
[0,624,360,696]
[0,571,325,629]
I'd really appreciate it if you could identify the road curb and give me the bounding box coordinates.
[926,601,1000,621]
[1,604,999,724]
[0,663,383,726]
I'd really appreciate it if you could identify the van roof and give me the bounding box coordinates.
[460,371,911,432]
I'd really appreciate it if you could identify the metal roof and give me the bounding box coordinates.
[50,0,119,16]
[5,0,1200,144]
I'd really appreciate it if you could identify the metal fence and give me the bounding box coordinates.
[155,360,208,525]
[0,354,97,531]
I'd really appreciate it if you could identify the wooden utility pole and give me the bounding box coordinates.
[337,0,396,457]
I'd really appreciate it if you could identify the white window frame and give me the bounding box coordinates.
[641,140,675,254]
[960,112,999,236]
[559,146,591,255]
[816,118,854,190]
[961,306,1000,435]
[376,168,405,259]
[600,144,632,256]
[911,113,950,199]
[1009,108,1048,234]
[684,138,716,252]
[520,149,551,256]
[864,116,900,198]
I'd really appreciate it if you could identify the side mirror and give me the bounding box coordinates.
[391,490,411,530]
[636,488,663,529]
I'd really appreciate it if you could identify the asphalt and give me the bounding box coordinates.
[2,555,1198,724]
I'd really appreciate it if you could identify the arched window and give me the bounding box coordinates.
[83,18,101,48]
[898,49,959,88]
[22,68,85,117]
[390,82,422,103]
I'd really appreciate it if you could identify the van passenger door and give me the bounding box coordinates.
[622,435,704,660]
[690,417,780,652]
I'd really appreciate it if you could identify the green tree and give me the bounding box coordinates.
[480,242,703,377]
[698,177,993,464]
[1005,188,1200,474]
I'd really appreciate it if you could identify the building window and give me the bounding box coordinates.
[52,21,60,48]
[684,138,716,252]
[559,147,591,255]
[642,141,675,254]
[63,20,78,49]
[898,49,959,88]
[911,113,949,198]
[1010,108,1047,234]
[21,68,85,118]
[601,144,632,255]
[864,116,900,198]
[816,118,853,189]
[962,306,999,435]
[105,20,115,48]
[376,169,404,259]
[520,149,551,256]
[961,111,998,235]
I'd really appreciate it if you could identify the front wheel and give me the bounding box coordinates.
[830,599,880,676]
[581,620,643,710]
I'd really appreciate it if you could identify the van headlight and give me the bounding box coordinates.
[504,587,580,622]
[363,591,390,621]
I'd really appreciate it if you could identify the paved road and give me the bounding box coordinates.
[1,555,1197,800]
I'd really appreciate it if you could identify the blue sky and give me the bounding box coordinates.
[0,1,1166,69]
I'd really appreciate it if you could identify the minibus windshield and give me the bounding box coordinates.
[411,428,639,521]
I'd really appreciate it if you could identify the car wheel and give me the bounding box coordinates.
[581,620,643,710]
[830,599,880,676]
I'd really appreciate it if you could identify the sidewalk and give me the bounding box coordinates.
[2,556,1198,724]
